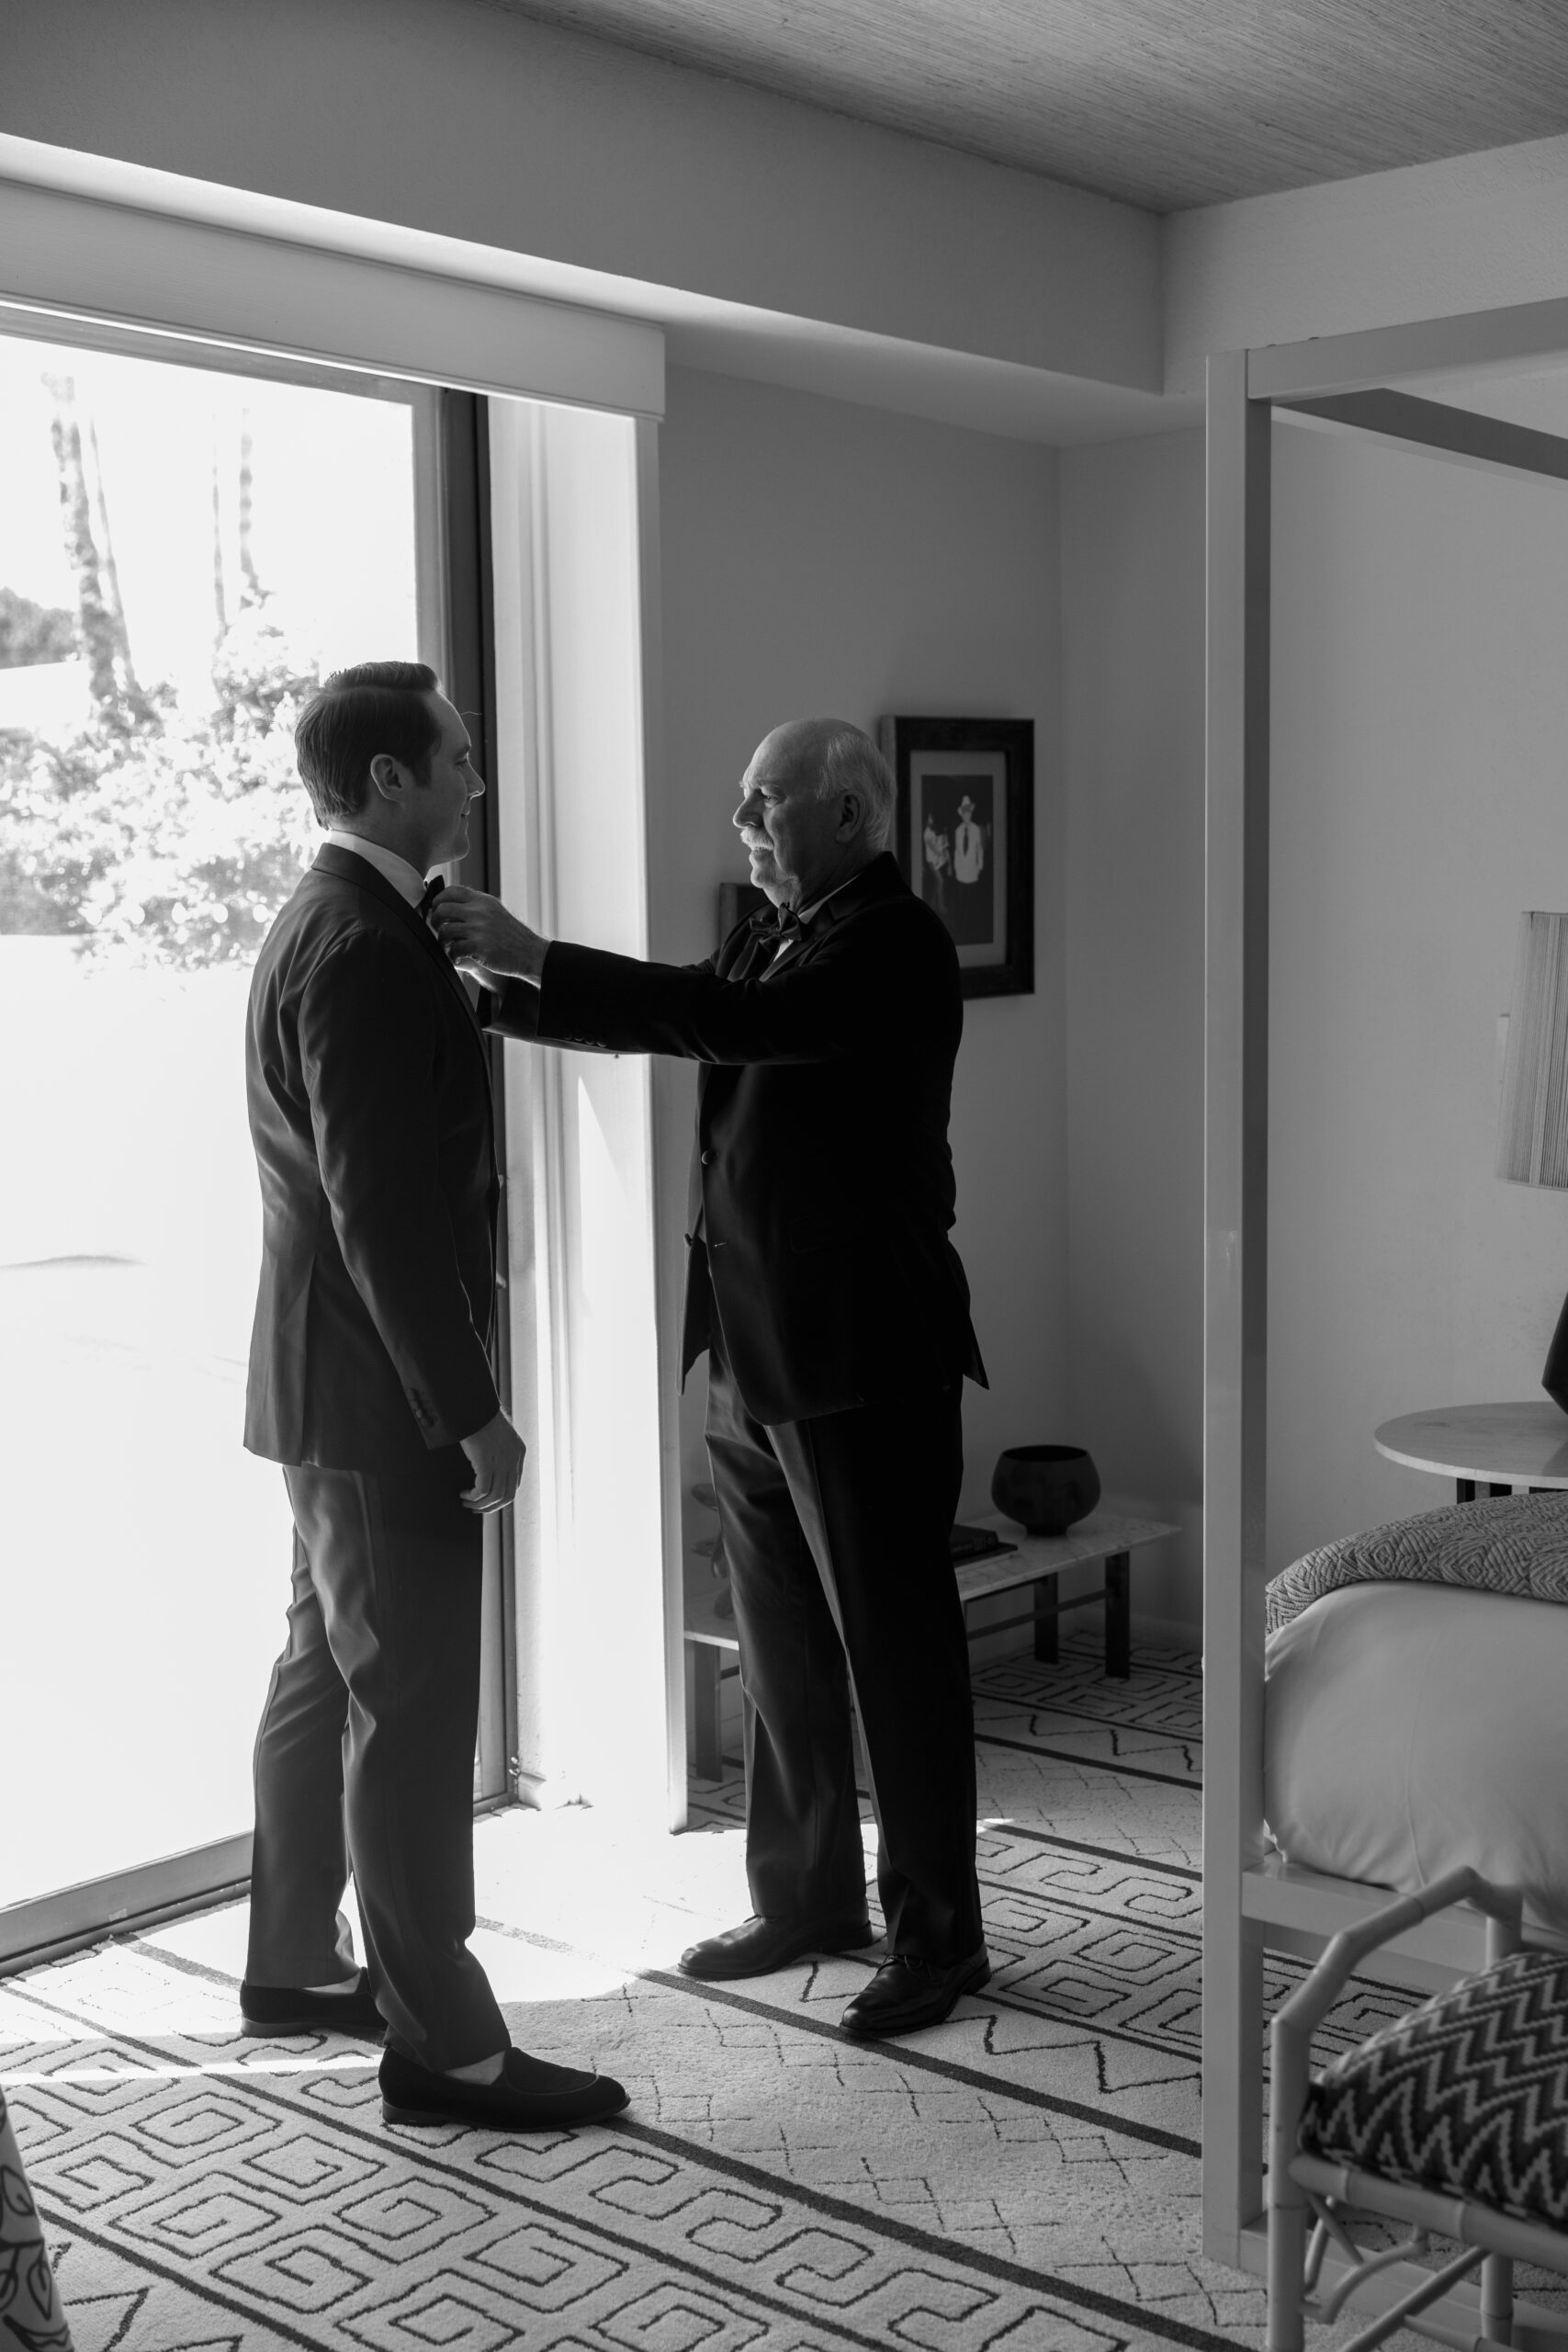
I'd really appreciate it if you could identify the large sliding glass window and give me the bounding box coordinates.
[0,332,434,1952]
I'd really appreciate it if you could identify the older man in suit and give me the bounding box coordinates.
[241,660,626,2131]
[434,718,989,2039]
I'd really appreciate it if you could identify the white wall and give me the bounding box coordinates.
[1061,416,1568,1629]
[1061,432,1207,1631]
[654,366,1066,1519]
[1268,419,1568,1569]
[0,0,1158,398]
[16,0,1568,442]
[1164,131,1568,399]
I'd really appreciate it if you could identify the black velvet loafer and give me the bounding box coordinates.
[379,2045,629,2131]
[239,1975,386,2041]
[678,1912,877,1981]
[838,1947,991,2039]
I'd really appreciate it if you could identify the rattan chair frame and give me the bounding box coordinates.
[1265,1865,1568,2352]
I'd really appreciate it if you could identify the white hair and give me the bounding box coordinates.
[814,727,896,854]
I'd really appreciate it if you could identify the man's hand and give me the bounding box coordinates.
[458,1408,527,1514]
[429,886,550,983]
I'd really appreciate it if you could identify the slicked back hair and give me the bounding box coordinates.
[815,727,896,854]
[294,661,443,824]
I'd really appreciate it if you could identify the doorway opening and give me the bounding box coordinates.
[0,328,506,1963]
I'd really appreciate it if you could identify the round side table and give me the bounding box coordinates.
[1374,1401,1568,1504]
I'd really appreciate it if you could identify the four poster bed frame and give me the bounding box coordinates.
[1202,291,1568,2303]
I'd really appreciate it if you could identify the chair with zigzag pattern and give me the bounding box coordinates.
[1267,1865,1568,2352]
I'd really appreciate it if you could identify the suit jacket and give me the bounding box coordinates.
[502,852,986,1425]
[243,844,501,1471]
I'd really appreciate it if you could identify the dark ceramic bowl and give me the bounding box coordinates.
[990,1445,1101,1538]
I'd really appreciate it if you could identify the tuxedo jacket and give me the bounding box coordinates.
[514,852,986,1426]
[243,845,502,1472]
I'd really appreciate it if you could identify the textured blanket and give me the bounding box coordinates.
[1267,1489,1568,1636]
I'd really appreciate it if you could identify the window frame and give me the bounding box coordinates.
[0,323,507,1969]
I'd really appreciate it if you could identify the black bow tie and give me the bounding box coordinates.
[417,874,446,921]
[747,902,800,938]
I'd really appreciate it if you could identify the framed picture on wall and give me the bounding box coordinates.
[877,716,1033,997]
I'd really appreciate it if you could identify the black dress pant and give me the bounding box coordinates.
[705,1336,983,1964]
[245,1449,507,2073]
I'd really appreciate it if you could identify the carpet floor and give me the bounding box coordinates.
[0,1633,1448,2351]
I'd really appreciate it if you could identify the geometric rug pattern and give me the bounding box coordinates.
[0,1633,1420,2352]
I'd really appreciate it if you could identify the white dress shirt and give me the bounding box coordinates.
[321,829,430,909]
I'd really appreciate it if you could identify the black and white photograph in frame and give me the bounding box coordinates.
[878,716,1033,997]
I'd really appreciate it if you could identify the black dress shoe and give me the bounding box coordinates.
[379,2045,629,2131]
[240,1975,385,2041]
[678,1912,877,1980]
[839,1947,991,2039]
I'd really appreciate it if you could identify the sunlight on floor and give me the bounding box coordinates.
[0,1794,883,2092]
[3,1799,773,2055]
[471,1800,756,1985]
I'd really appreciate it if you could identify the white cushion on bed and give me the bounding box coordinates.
[1264,1580,1568,1937]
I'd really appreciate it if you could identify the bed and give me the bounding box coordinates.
[1263,1497,1568,1946]
[1201,286,1568,2317]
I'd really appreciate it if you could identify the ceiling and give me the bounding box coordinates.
[472,0,1568,214]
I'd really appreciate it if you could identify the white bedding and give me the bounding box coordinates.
[1264,1580,1568,1937]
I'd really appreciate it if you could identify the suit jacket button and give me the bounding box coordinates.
[701,1149,715,1166]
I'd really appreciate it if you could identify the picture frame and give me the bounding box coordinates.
[877,716,1034,997]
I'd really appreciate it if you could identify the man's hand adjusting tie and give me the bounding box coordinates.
[428,885,551,983]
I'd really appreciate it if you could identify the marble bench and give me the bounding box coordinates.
[683,1508,1176,1781]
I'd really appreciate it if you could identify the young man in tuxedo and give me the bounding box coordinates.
[241,661,626,2130]
[433,718,990,2040]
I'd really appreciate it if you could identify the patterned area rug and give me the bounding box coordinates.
[1,1634,1416,2351]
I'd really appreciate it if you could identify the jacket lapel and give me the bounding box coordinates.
[310,845,490,1054]
[756,852,907,982]
[697,857,909,1119]
[723,910,784,984]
